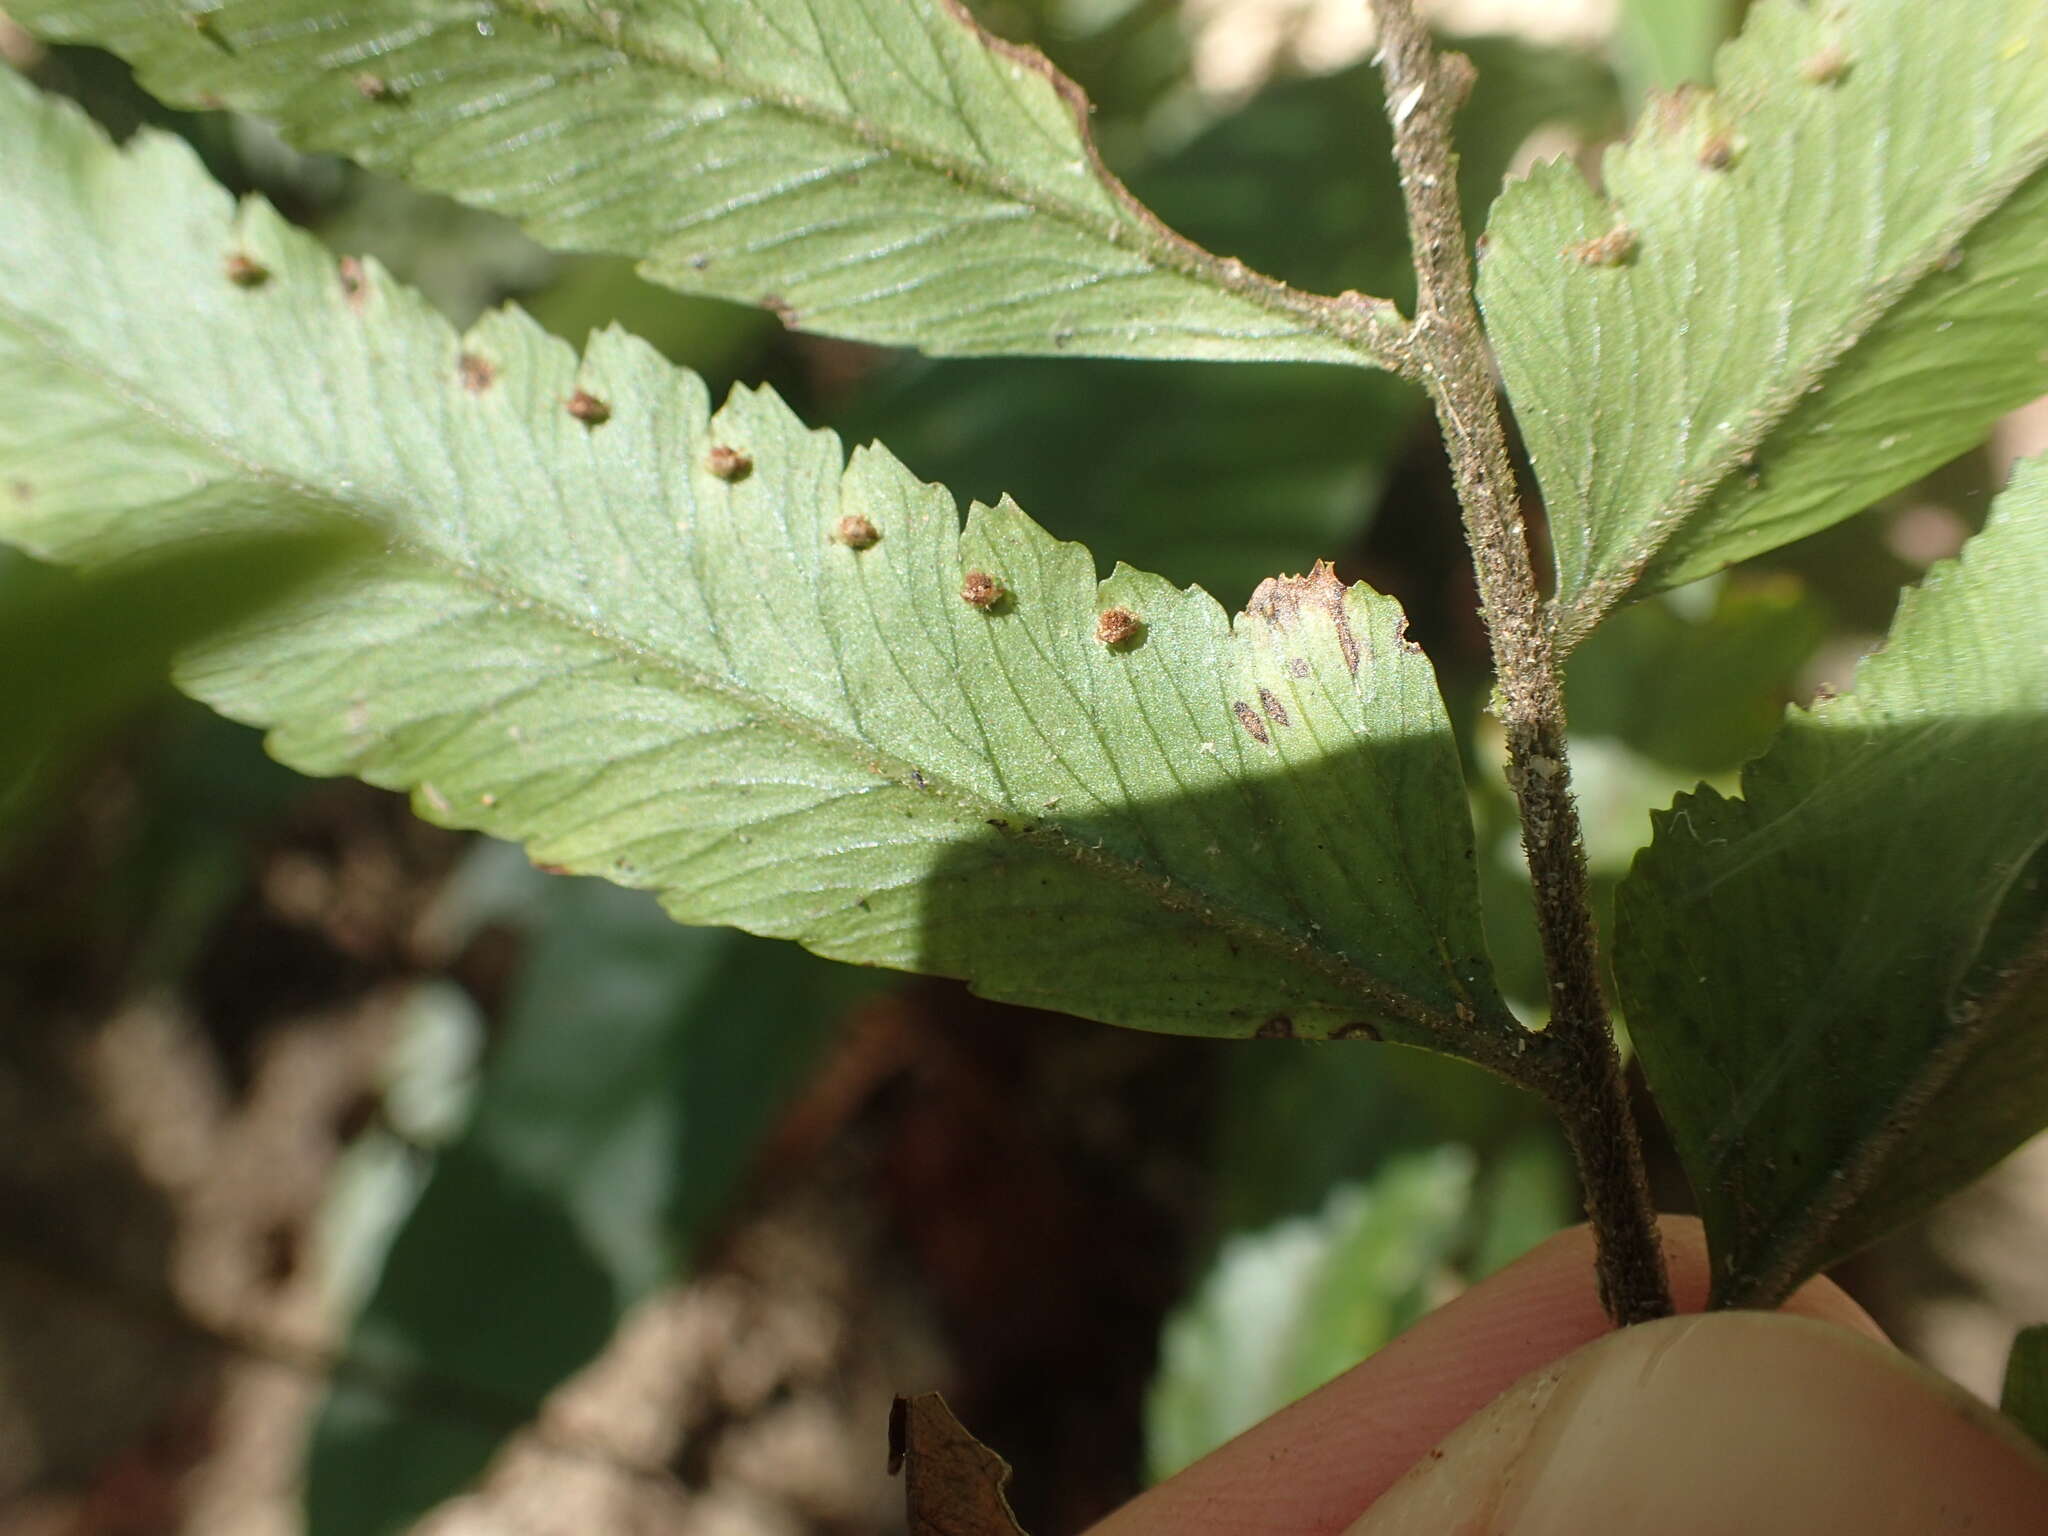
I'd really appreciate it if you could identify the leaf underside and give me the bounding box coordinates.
[0,73,1521,1058]
[6,0,1400,368]
[1482,0,2048,642]
[1615,463,2048,1308]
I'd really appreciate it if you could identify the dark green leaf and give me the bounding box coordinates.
[1616,467,2048,1307]
[2001,1324,2048,1457]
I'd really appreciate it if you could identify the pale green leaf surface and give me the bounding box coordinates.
[1481,0,2048,642]
[1146,1150,1475,1482]
[0,75,1518,1053]
[1615,467,2048,1308]
[7,0,1401,367]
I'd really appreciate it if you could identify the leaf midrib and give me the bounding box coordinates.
[0,291,1463,1038]
[1556,131,2048,647]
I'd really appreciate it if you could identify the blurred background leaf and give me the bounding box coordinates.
[1610,0,1740,109]
[306,848,872,1536]
[1145,1138,1572,1480]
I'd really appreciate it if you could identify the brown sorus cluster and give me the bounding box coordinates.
[960,570,1004,609]
[833,514,880,549]
[566,390,611,426]
[1801,45,1850,85]
[1568,225,1637,267]
[223,252,269,288]
[706,444,753,482]
[457,352,497,393]
[1095,607,1141,647]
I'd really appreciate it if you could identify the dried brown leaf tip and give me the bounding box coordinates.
[890,1393,1030,1536]
[1568,225,1637,267]
[353,71,403,102]
[566,390,611,427]
[832,514,880,550]
[1094,607,1141,648]
[457,352,497,393]
[960,570,1005,610]
[223,252,269,288]
[706,444,753,482]
[1801,44,1850,85]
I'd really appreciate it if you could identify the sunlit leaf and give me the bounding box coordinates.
[1616,465,2048,1307]
[844,39,1619,608]
[0,74,1522,1060]
[8,0,1401,366]
[1482,0,2048,643]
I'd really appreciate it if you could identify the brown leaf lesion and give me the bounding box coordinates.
[1244,559,1362,676]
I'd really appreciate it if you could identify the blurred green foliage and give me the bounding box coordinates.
[307,850,872,1536]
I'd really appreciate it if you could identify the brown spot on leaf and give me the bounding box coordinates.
[1567,225,1637,267]
[1233,700,1270,746]
[1256,1015,1294,1040]
[1698,133,1737,171]
[1245,559,1361,675]
[566,390,611,427]
[891,1393,1029,1536]
[224,252,269,287]
[337,255,367,312]
[1332,1022,1383,1042]
[1800,45,1849,85]
[1094,607,1141,648]
[353,71,402,102]
[1257,687,1290,727]
[7,480,31,504]
[833,514,880,549]
[760,293,799,327]
[706,444,753,482]
[1288,656,1310,678]
[457,352,497,393]
[960,570,1004,610]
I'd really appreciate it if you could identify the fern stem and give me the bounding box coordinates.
[1367,0,1672,1327]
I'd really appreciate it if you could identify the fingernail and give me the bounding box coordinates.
[1350,1313,2048,1535]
